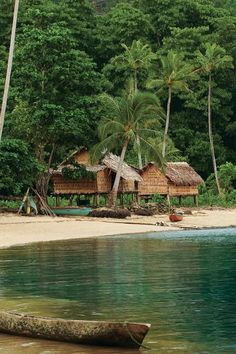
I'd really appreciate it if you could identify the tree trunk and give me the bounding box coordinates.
[208,74,221,195]
[35,172,50,201]
[35,144,55,212]
[136,135,142,169]
[162,85,172,158]
[0,0,20,141]
[133,69,143,169]
[109,140,129,207]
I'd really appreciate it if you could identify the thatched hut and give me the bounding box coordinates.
[139,163,169,197]
[166,162,204,197]
[51,149,141,205]
[138,162,204,204]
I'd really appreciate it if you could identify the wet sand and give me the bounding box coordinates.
[0,208,235,248]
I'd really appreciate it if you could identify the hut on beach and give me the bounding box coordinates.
[51,148,142,205]
[138,162,204,204]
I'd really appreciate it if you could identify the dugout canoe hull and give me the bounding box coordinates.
[0,312,150,348]
[51,207,92,216]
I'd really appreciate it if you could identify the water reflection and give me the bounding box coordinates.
[0,334,139,354]
[0,229,235,353]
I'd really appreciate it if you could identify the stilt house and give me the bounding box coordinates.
[51,148,141,200]
[139,162,204,202]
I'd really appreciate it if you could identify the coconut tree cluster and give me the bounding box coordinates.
[93,40,233,205]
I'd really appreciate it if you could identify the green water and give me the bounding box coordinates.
[0,228,236,353]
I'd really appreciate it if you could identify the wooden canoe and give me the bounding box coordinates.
[51,207,92,216]
[0,312,151,348]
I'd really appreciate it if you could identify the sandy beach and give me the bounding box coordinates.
[0,208,236,248]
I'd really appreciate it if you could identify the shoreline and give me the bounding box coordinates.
[0,208,236,249]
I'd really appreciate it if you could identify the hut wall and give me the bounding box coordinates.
[96,169,112,193]
[52,175,97,194]
[139,165,168,196]
[118,179,137,193]
[168,185,199,196]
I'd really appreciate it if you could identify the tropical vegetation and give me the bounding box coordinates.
[0,0,236,206]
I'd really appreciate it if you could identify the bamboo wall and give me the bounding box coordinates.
[168,185,199,196]
[52,175,97,195]
[96,169,112,193]
[139,165,168,196]
[118,179,137,193]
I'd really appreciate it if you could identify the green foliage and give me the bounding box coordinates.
[6,2,104,165]
[196,42,233,73]
[96,2,153,64]
[91,90,164,166]
[206,162,236,192]
[148,50,194,92]
[0,139,41,195]
[107,39,155,92]
[0,200,21,209]
[0,0,235,201]
[62,164,96,181]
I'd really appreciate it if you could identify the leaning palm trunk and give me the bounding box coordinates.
[133,71,142,168]
[0,0,20,141]
[208,74,221,195]
[162,86,172,158]
[136,135,143,169]
[110,140,129,207]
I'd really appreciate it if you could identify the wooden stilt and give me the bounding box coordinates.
[167,194,171,207]
[76,194,80,206]
[69,195,74,206]
[137,195,141,205]
[120,193,124,207]
[179,196,182,205]
[96,194,100,207]
[56,195,60,207]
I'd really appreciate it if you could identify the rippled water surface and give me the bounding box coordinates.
[0,228,235,353]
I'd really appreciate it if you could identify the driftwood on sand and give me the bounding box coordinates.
[0,312,150,348]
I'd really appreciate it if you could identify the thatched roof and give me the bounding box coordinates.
[52,150,142,182]
[166,162,204,186]
[50,164,106,175]
[59,147,87,166]
[102,153,142,182]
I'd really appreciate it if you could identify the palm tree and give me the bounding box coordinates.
[91,91,164,207]
[112,40,156,92]
[0,0,20,141]
[147,50,193,158]
[112,40,156,168]
[196,43,233,195]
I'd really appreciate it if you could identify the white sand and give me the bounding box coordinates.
[0,209,235,248]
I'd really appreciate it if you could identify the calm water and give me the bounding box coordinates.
[0,228,235,353]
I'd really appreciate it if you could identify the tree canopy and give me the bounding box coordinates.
[0,0,235,195]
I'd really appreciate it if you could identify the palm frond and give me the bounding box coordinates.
[90,133,122,164]
[139,136,165,169]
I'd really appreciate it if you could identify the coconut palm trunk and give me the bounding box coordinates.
[162,85,172,157]
[133,69,143,169]
[110,139,129,207]
[208,73,221,195]
[136,135,143,169]
[0,0,20,141]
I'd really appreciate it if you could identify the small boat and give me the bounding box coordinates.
[169,213,183,222]
[0,312,151,348]
[51,207,92,216]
